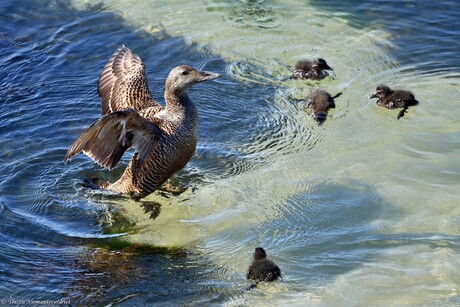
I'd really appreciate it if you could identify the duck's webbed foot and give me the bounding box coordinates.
[331,92,342,99]
[397,106,408,119]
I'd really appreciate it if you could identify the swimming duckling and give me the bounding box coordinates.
[305,89,341,124]
[247,247,282,283]
[65,45,221,199]
[369,85,419,119]
[292,58,333,80]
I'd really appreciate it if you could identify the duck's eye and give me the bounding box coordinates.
[181,70,189,76]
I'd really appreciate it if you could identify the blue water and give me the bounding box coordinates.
[1,0,459,305]
[314,0,460,74]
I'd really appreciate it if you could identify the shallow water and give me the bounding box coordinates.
[1,0,459,305]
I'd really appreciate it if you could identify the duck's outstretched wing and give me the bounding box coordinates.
[65,108,160,170]
[97,44,161,115]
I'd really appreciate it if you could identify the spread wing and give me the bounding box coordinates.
[97,44,161,115]
[65,108,160,170]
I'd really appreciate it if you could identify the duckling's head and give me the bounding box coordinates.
[166,65,221,95]
[313,111,328,124]
[312,58,333,71]
[369,84,392,99]
[253,247,267,261]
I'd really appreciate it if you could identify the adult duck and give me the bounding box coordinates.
[65,45,221,199]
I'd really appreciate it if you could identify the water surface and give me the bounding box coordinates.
[1,0,459,305]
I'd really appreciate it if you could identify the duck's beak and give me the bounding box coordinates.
[198,70,221,82]
[369,92,378,99]
[325,64,333,71]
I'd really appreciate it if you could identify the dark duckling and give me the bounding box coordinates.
[305,89,342,124]
[247,247,282,283]
[369,85,419,119]
[292,58,333,80]
[65,45,221,199]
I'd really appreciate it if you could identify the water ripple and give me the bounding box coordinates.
[1,0,460,305]
[225,0,283,29]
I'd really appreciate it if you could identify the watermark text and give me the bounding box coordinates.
[1,297,71,305]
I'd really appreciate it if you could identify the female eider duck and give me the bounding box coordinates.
[305,89,341,124]
[369,85,419,119]
[292,58,333,80]
[247,247,282,283]
[65,45,220,199]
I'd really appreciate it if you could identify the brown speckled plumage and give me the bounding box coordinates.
[305,89,341,124]
[65,45,220,199]
[292,58,333,80]
[247,247,282,283]
[369,84,419,119]
[98,45,160,115]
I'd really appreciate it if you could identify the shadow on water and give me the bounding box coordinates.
[63,179,414,305]
[214,178,400,265]
[64,244,229,305]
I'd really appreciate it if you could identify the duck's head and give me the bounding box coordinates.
[166,65,221,95]
[312,58,333,71]
[313,111,328,124]
[253,247,267,261]
[369,84,392,99]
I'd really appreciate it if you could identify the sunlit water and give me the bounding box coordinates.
[1,0,459,305]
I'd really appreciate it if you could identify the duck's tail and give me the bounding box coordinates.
[82,176,110,190]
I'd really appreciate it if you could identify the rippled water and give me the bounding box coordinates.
[1,0,459,305]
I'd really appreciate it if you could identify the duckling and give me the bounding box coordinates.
[247,247,282,283]
[369,85,419,119]
[305,89,341,124]
[65,45,221,199]
[292,58,333,80]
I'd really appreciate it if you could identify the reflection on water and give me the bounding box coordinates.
[65,245,216,305]
[1,0,459,305]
